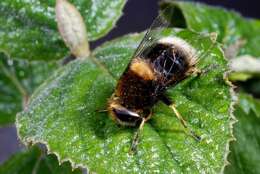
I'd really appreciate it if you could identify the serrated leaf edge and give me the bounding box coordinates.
[14,61,91,172]
[220,51,238,174]
[15,116,90,172]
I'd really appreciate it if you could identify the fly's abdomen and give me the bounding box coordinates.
[116,70,156,109]
[143,43,190,84]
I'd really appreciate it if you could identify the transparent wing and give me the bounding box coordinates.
[133,8,174,59]
[132,6,215,68]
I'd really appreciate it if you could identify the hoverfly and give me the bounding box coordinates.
[106,8,204,153]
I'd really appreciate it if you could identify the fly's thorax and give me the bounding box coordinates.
[129,58,156,81]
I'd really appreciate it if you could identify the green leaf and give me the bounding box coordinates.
[224,93,260,174]
[17,30,234,173]
[160,1,260,58]
[0,52,58,126]
[0,0,126,60]
[73,0,126,41]
[237,93,260,118]
[0,146,82,174]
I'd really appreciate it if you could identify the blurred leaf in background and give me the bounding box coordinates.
[0,146,82,174]
[225,93,260,174]
[0,52,58,126]
[160,0,260,58]
[0,0,126,61]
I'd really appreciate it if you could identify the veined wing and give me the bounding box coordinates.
[133,7,175,59]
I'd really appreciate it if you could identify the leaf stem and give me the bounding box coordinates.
[0,61,29,105]
[90,55,117,80]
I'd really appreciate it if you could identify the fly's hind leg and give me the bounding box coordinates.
[159,94,201,141]
[169,104,201,141]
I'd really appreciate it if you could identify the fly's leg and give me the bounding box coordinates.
[191,67,202,76]
[97,106,148,153]
[96,109,108,112]
[191,64,219,77]
[159,94,201,141]
[129,118,146,154]
[169,104,201,141]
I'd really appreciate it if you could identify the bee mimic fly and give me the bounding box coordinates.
[105,9,202,153]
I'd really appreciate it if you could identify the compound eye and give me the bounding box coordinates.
[112,108,142,126]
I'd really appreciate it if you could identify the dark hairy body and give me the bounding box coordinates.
[108,38,197,127]
[107,36,200,152]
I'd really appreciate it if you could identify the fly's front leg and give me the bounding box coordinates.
[192,67,202,76]
[96,109,108,112]
[191,64,219,77]
[129,118,146,154]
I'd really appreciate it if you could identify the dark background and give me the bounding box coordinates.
[91,0,260,48]
[1,0,260,164]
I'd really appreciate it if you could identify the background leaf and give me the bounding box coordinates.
[17,30,234,173]
[160,1,260,58]
[229,55,260,81]
[0,0,126,60]
[0,146,82,174]
[0,52,58,126]
[224,93,260,174]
